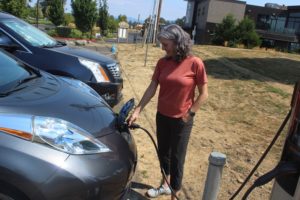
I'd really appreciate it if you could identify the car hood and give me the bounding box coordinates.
[51,45,115,65]
[0,72,116,138]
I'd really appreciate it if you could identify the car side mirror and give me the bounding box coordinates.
[0,43,20,53]
[0,35,19,52]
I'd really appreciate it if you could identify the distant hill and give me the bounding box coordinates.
[127,16,144,23]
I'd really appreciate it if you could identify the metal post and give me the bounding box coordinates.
[153,0,163,44]
[135,14,140,50]
[192,25,196,44]
[202,152,227,200]
[36,0,40,28]
[152,0,158,43]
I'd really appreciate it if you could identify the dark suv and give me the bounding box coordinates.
[0,12,122,107]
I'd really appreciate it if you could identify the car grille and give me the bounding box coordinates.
[107,63,121,78]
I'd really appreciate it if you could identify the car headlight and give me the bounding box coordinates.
[0,114,111,154]
[79,58,110,82]
[60,76,101,99]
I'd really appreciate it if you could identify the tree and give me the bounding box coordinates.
[107,15,118,33]
[72,0,98,38]
[1,0,29,18]
[64,13,74,26]
[118,14,127,22]
[40,0,66,17]
[236,16,261,48]
[212,14,236,46]
[175,17,185,27]
[48,0,64,26]
[159,17,167,25]
[98,0,108,36]
[141,16,151,37]
[28,3,44,19]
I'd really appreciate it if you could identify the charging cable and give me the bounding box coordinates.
[126,109,290,200]
[229,109,291,200]
[129,123,180,200]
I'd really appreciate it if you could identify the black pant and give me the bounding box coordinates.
[156,112,193,191]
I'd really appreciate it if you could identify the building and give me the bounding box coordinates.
[184,0,300,50]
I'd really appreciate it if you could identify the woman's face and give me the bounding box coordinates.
[159,38,176,57]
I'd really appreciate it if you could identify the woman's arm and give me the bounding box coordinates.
[127,80,158,125]
[182,83,208,122]
[190,83,208,112]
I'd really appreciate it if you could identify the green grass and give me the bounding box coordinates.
[265,86,290,98]
[26,18,53,25]
[141,170,148,179]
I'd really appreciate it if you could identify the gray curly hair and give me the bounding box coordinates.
[157,24,192,62]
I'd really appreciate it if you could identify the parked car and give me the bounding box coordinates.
[0,12,122,107]
[269,81,300,199]
[240,81,300,199]
[0,49,137,200]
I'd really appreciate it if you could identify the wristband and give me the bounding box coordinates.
[188,109,196,117]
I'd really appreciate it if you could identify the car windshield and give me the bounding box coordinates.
[1,19,57,47]
[0,51,30,92]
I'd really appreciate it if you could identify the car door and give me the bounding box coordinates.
[0,29,91,80]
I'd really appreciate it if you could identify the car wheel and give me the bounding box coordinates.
[0,193,15,200]
[0,184,29,200]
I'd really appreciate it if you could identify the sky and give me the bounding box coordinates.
[35,0,300,21]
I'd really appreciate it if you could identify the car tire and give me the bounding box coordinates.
[0,183,29,200]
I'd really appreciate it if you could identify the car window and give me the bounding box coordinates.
[0,31,14,45]
[0,51,30,91]
[1,19,57,47]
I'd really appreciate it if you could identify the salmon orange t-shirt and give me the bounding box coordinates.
[152,56,208,118]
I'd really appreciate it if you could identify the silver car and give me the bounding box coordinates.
[0,50,137,200]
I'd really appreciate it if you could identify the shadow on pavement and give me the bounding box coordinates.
[126,189,149,200]
[131,181,152,190]
[126,182,153,200]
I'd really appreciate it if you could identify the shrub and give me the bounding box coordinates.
[56,26,72,37]
[47,29,58,37]
[69,29,83,38]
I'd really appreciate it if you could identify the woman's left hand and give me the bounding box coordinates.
[182,112,191,123]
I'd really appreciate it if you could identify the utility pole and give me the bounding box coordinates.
[36,0,40,28]
[152,0,162,44]
[153,0,163,44]
[150,0,158,43]
[135,14,140,50]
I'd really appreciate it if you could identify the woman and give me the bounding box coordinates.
[128,24,208,199]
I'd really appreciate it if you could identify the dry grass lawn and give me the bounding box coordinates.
[90,42,300,200]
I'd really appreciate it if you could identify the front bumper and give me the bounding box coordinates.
[40,132,137,200]
[0,131,137,200]
[88,81,123,107]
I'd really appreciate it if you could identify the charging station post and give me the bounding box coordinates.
[202,152,226,200]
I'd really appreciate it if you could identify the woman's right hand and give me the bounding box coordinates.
[127,107,141,126]
[127,80,158,126]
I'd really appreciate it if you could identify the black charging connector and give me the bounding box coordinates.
[128,123,140,129]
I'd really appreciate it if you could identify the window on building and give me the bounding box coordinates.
[202,6,205,16]
[272,16,286,32]
[290,42,300,51]
[288,12,300,33]
[257,14,271,30]
[290,12,300,17]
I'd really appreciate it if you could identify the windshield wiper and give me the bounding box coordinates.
[0,86,28,97]
[41,44,55,48]
[15,68,41,88]
[56,40,66,46]
[17,74,38,86]
[41,41,66,48]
